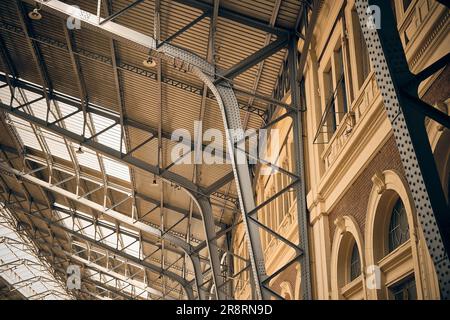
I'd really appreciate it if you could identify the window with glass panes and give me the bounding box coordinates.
[388,198,410,252]
[389,275,417,300]
[349,242,361,281]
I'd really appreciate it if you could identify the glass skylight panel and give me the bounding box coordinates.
[57,101,85,136]
[90,113,130,182]
[120,233,140,258]
[61,214,74,230]
[103,157,130,182]
[91,113,119,150]
[1,85,43,151]
[75,144,102,172]
[0,87,11,105]
[7,116,43,151]
[0,204,72,300]
[98,225,117,248]
[21,89,54,122]
[39,128,72,162]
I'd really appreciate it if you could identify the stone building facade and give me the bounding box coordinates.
[232,0,449,300]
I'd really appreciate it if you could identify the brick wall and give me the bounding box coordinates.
[328,135,405,240]
[325,13,450,244]
[270,262,298,299]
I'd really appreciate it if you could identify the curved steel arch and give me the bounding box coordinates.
[18,0,271,299]
[0,186,195,299]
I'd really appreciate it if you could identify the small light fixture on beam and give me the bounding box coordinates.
[28,8,42,20]
[76,146,84,154]
[151,174,159,186]
[143,56,157,68]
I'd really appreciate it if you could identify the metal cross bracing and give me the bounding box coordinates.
[0,0,318,300]
[0,74,238,207]
[0,186,191,299]
[0,71,205,299]
[0,77,232,299]
[0,204,73,299]
[354,0,450,299]
[0,148,205,299]
[0,21,270,119]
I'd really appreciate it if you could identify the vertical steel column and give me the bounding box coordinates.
[288,36,312,300]
[355,0,450,299]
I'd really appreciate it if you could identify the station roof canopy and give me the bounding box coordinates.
[0,0,310,299]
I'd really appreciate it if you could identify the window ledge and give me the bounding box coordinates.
[378,239,413,274]
[341,275,364,299]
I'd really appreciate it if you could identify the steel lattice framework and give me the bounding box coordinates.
[0,0,448,300]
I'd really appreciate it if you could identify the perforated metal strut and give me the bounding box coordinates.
[355,0,450,299]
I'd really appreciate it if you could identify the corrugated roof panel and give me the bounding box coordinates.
[127,126,159,166]
[27,2,67,45]
[163,83,203,136]
[215,17,267,70]
[0,32,41,85]
[160,2,209,59]
[121,70,160,129]
[38,45,81,99]
[73,23,112,58]
[78,56,118,112]
[278,0,302,28]
[0,0,21,28]
[216,0,276,26]
[111,0,155,37]
[115,42,148,67]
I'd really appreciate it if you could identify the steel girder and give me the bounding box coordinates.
[8,0,238,299]
[355,0,450,298]
[215,36,289,85]
[288,37,311,300]
[0,160,202,297]
[171,0,290,36]
[0,18,266,118]
[1,189,188,299]
[0,191,194,299]
[4,0,315,300]
[68,254,170,299]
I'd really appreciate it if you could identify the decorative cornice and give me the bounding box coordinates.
[410,9,449,69]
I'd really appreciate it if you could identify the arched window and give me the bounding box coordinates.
[349,242,361,281]
[330,216,365,300]
[388,198,410,252]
